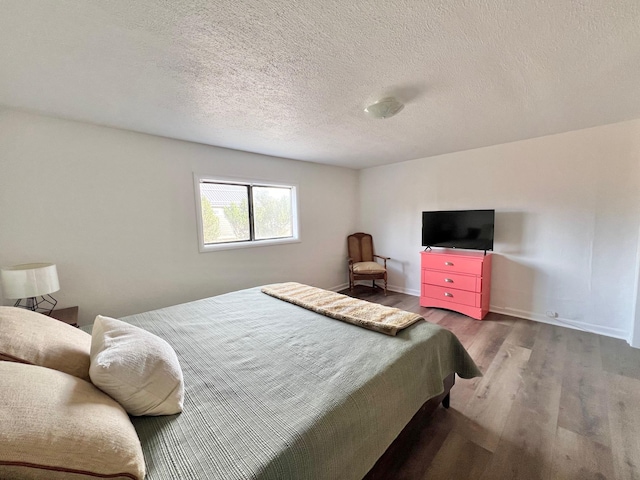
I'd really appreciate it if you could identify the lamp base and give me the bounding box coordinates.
[14,295,58,316]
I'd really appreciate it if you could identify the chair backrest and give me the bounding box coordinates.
[347,233,374,263]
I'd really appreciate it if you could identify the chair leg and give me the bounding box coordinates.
[349,272,353,292]
[384,274,387,296]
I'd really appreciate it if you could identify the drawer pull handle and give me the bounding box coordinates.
[444,262,454,266]
[444,292,453,297]
[444,278,454,283]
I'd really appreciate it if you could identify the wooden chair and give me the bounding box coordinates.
[347,233,390,295]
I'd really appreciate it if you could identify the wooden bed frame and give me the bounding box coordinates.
[364,372,455,479]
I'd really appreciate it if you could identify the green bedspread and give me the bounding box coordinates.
[120,287,481,479]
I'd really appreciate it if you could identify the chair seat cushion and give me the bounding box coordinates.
[352,261,386,274]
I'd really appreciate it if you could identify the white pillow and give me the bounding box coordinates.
[89,315,184,416]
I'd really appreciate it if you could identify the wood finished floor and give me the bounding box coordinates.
[340,286,640,480]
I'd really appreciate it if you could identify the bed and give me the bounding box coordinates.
[116,286,481,479]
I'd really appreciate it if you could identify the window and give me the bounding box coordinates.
[194,174,299,251]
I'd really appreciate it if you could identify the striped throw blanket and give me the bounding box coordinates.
[261,282,424,336]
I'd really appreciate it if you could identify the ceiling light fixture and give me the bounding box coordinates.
[364,97,404,119]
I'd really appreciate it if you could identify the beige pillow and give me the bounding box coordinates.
[0,306,91,380]
[90,315,184,416]
[0,361,145,480]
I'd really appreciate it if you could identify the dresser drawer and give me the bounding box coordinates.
[422,284,481,308]
[421,253,483,275]
[422,254,482,275]
[422,270,481,292]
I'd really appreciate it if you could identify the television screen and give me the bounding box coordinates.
[422,210,495,251]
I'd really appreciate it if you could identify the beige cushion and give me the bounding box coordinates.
[352,261,386,274]
[0,361,145,480]
[0,306,91,381]
[90,315,184,416]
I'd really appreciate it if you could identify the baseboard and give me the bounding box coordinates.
[329,284,627,341]
[387,284,421,297]
[489,305,628,340]
[339,282,422,297]
[328,283,349,292]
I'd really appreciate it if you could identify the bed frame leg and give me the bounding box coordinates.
[442,393,450,409]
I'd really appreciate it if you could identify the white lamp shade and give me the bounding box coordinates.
[0,263,60,299]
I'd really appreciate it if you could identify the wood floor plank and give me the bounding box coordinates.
[479,403,556,480]
[607,374,640,480]
[550,427,615,480]
[464,321,512,374]
[518,323,566,418]
[482,311,519,326]
[479,324,566,480]
[462,341,531,452]
[456,320,512,407]
[448,379,477,412]
[600,335,640,381]
[431,311,483,347]
[558,330,610,448]
[505,317,539,349]
[421,308,449,324]
[445,319,511,411]
[382,408,456,480]
[340,288,640,479]
[565,329,603,370]
[421,430,492,480]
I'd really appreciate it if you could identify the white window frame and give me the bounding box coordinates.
[194,173,300,252]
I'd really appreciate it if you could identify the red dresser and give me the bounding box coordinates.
[419,250,492,320]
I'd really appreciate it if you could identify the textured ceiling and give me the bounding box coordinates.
[1,0,639,169]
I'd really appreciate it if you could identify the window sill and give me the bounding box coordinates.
[199,237,301,253]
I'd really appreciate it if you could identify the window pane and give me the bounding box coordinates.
[253,186,293,240]
[200,183,250,243]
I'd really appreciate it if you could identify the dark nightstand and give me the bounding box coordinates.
[49,306,79,328]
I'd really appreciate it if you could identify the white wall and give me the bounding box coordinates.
[359,119,640,341]
[3,108,639,342]
[0,109,359,325]
[632,227,640,348]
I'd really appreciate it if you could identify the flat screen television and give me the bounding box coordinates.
[422,209,495,251]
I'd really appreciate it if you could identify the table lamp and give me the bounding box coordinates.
[0,263,60,315]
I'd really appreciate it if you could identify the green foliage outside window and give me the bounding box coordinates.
[201,197,221,244]
[200,182,294,245]
[253,189,292,239]
[223,198,250,240]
